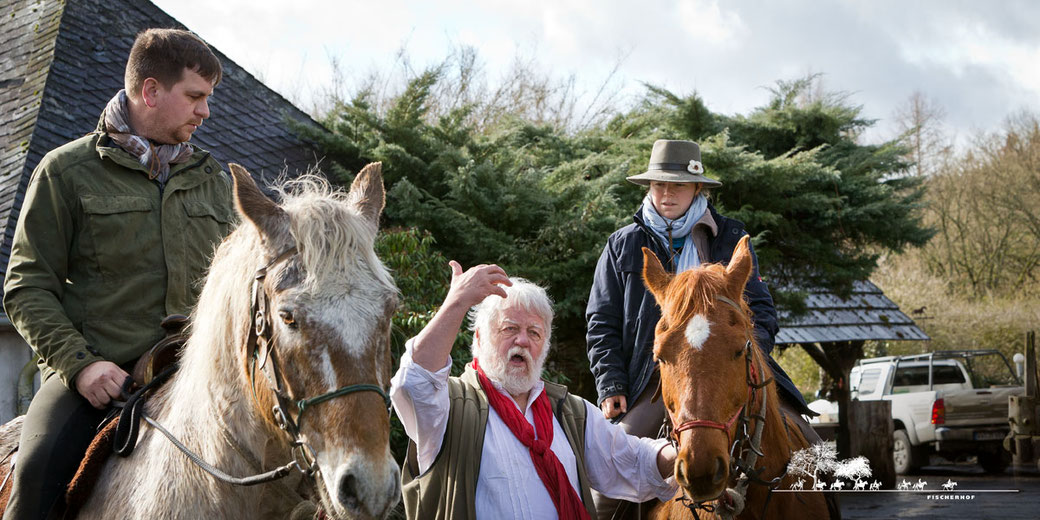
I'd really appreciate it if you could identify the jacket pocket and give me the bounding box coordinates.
[183,200,232,223]
[80,195,160,280]
[183,200,232,242]
[179,199,233,306]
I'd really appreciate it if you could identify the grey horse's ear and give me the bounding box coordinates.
[228,163,288,241]
[347,162,385,228]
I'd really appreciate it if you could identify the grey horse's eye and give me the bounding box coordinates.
[279,310,297,328]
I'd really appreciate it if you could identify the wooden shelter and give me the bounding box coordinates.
[776,280,928,484]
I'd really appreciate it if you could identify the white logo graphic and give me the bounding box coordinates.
[784,443,967,492]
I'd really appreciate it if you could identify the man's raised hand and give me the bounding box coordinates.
[445,260,511,310]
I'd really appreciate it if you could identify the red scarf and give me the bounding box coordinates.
[473,359,589,520]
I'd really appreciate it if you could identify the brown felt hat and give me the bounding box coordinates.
[626,139,723,187]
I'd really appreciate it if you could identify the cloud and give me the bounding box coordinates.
[151,0,1040,145]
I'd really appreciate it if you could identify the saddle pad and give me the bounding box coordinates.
[64,417,120,517]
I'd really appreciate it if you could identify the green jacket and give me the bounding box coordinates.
[401,366,597,520]
[3,123,234,388]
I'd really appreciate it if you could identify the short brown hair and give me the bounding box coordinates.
[124,28,222,97]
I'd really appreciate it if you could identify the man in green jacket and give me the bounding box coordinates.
[2,29,232,520]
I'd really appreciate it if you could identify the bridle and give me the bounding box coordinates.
[247,244,392,478]
[666,294,788,520]
[119,243,393,488]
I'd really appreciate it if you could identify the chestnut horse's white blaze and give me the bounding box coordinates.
[74,163,400,520]
[684,314,711,351]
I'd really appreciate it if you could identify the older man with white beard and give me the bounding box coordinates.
[390,261,677,520]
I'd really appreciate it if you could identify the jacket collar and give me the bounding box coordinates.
[92,112,214,189]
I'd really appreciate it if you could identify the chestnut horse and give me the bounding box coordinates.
[0,163,400,519]
[643,236,830,519]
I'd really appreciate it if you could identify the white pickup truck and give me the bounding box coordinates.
[849,350,1023,474]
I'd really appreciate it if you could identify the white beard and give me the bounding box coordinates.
[479,344,548,397]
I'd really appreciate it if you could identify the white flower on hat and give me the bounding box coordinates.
[687,160,703,174]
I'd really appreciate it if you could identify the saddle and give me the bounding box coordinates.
[0,315,191,519]
[64,315,191,517]
[131,314,190,387]
[62,314,191,517]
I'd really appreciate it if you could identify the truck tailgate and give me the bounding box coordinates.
[943,387,1023,426]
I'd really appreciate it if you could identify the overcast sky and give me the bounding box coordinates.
[152,0,1040,146]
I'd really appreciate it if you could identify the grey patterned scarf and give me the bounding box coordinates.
[103,90,194,186]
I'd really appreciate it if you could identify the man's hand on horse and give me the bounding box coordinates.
[445,260,511,309]
[600,394,627,419]
[75,360,130,409]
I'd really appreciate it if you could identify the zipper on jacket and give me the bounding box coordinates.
[633,215,676,273]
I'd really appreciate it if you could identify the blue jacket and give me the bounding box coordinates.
[585,204,814,416]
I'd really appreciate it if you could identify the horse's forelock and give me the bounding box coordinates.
[659,265,755,351]
[275,175,394,291]
[661,267,724,327]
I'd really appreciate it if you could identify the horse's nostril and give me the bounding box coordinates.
[713,456,726,485]
[339,473,360,512]
[675,459,688,486]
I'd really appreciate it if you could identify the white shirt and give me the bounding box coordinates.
[390,340,676,519]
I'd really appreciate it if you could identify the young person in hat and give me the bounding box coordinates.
[585,140,820,518]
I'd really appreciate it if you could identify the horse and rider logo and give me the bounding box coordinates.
[785,443,961,492]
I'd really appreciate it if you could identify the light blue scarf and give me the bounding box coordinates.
[640,193,708,273]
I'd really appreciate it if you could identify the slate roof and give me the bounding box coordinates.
[776,280,929,345]
[0,0,329,307]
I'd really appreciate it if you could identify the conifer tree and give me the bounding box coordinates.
[295,69,934,398]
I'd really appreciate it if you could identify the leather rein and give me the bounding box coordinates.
[117,244,391,487]
[667,294,788,520]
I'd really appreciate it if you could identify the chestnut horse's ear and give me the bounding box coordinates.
[229,163,288,241]
[347,162,385,229]
[642,247,670,304]
[725,234,754,298]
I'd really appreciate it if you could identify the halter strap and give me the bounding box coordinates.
[671,340,758,443]
[667,293,783,518]
[715,294,742,313]
[248,244,391,477]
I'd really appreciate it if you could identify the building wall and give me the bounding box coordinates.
[0,326,35,424]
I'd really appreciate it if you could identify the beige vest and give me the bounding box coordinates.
[401,366,596,520]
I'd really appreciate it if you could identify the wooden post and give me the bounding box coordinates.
[1026,331,1037,398]
[849,400,896,489]
[1009,331,1039,471]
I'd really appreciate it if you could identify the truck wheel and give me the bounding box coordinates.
[893,429,922,474]
[977,450,1010,474]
